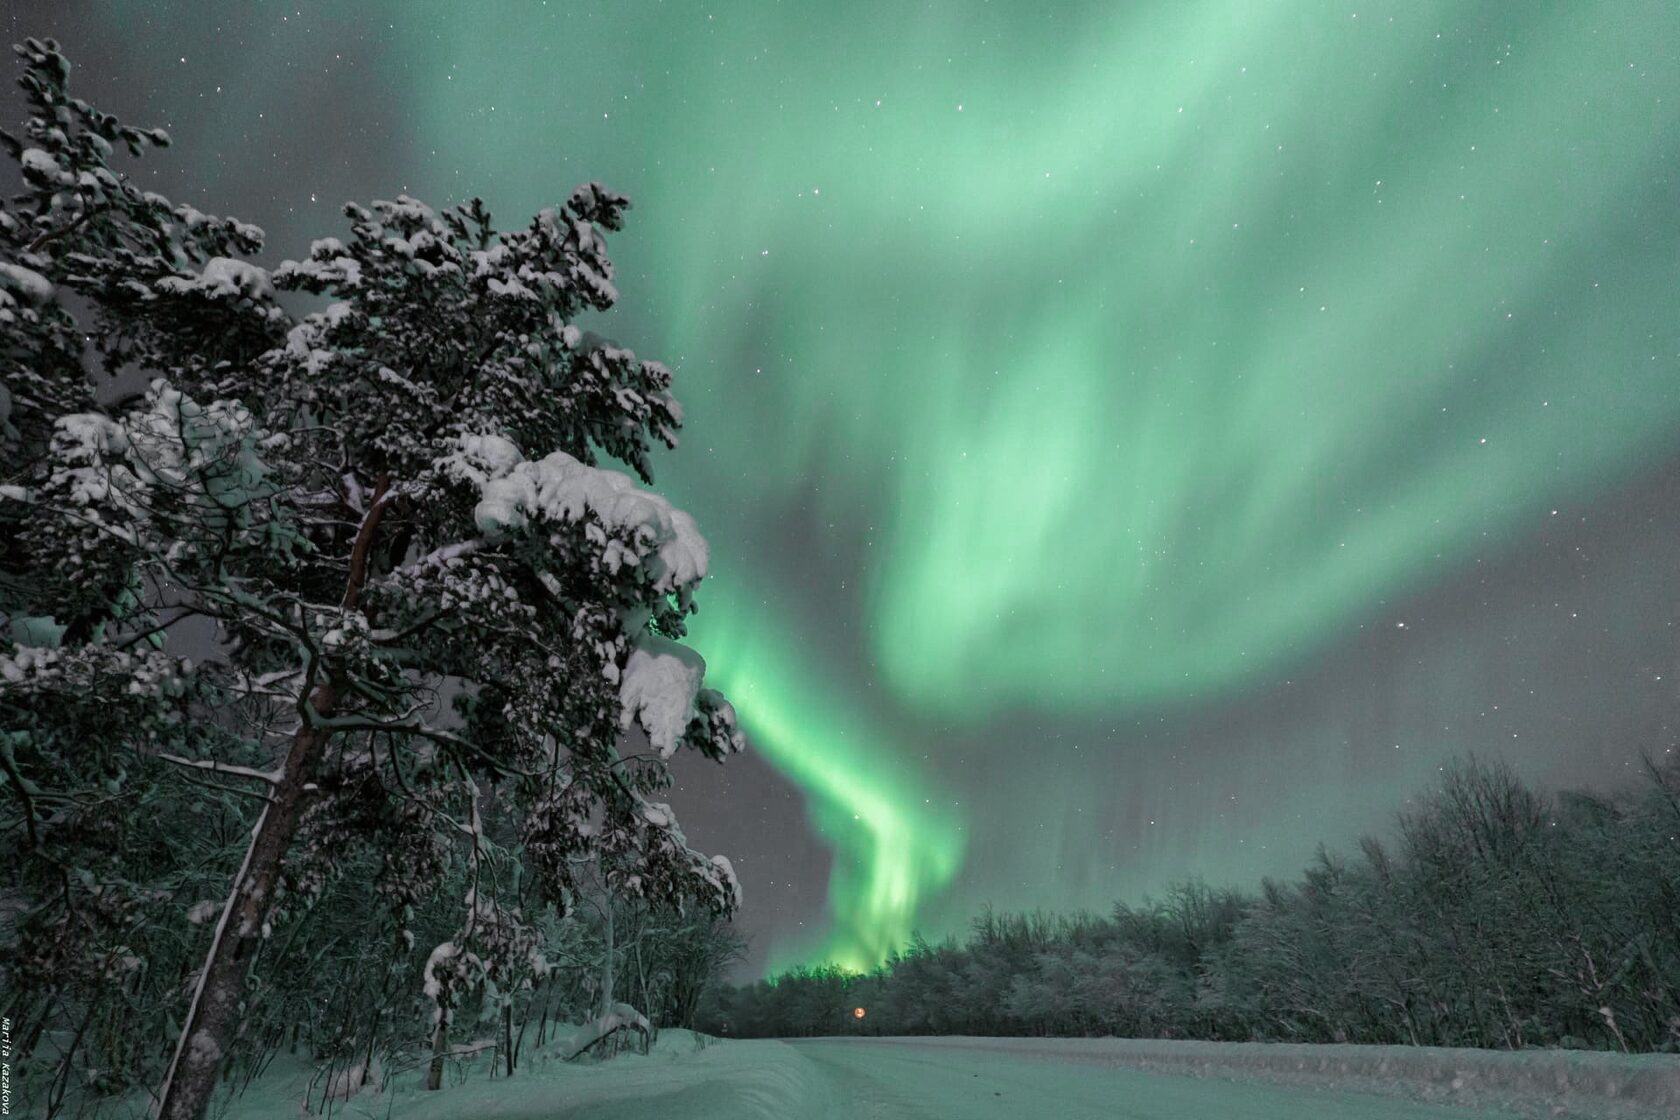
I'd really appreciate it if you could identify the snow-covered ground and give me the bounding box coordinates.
[70,1034,1678,1120]
[179,1031,822,1120]
[792,1036,1680,1120]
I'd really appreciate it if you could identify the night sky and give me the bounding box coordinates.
[12,1,1680,976]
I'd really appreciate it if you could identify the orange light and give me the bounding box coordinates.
[853,1007,866,1020]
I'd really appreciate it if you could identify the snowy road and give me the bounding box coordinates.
[204,1032,1675,1120]
[789,1038,1517,1120]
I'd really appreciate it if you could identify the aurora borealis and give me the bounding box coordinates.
[18,1,1680,974]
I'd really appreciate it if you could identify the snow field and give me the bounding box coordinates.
[855,1035,1680,1120]
[52,1034,1680,1119]
[193,1032,833,1120]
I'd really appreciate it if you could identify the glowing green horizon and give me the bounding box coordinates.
[96,0,1680,972]
[694,576,965,974]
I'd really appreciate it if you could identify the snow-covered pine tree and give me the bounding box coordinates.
[1,39,284,1111]
[0,39,742,1120]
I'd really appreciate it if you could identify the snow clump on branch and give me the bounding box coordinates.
[443,433,708,595]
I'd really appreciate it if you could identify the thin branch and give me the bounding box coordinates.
[313,713,536,778]
[167,769,277,806]
[158,753,281,785]
[113,606,202,652]
[25,202,108,252]
[400,538,484,576]
[0,738,42,849]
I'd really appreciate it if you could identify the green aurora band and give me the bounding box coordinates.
[87,0,1680,971]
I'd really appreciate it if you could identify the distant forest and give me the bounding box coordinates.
[703,757,1680,1052]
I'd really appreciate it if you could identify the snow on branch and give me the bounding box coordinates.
[561,1002,650,1061]
[442,435,707,596]
[158,754,281,785]
[618,636,707,759]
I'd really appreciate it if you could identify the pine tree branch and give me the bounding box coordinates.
[158,754,281,785]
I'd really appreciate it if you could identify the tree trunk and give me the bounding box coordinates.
[502,1004,514,1077]
[516,978,541,1061]
[153,693,336,1120]
[425,1010,450,1091]
[600,903,615,1017]
[535,980,550,1049]
[155,478,390,1120]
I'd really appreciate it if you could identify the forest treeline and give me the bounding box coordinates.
[704,757,1680,1052]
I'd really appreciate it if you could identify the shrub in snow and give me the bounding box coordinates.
[562,1003,653,1061]
[318,1055,383,1105]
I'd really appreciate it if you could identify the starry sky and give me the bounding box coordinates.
[12,1,1680,976]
